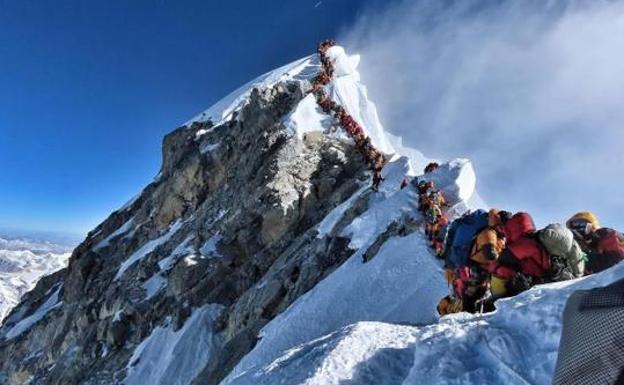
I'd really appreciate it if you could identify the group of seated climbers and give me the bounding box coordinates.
[409,163,624,315]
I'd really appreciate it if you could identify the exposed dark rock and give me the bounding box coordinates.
[0,79,385,385]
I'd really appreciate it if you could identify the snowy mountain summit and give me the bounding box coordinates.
[0,45,621,385]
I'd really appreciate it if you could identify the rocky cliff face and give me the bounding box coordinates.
[0,63,386,384]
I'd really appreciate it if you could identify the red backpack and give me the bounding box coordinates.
[504,212,536,242]
[507,236,552,278]
[501,212,550,278]
[596,229,624,257]
[585,228,624,274]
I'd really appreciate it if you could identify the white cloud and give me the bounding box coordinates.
[342,0,624,229]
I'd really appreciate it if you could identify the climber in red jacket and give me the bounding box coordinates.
[490,212,551,296]
[566,212,624,274]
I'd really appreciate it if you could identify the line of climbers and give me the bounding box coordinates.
[310,40,387,191]
[409,163,624,315]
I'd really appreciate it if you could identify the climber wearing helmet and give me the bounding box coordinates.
[566,212,624,274]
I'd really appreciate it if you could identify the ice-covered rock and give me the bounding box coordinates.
[184,56,317,130]
[2,285,62,340]
[283,94,330,140]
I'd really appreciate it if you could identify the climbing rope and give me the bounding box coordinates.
[310,40,387,192]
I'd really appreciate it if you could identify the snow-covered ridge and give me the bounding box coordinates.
[178,44,486,385]
[186,45,403,161]
[184,56,317,130]
[226,264,624,385]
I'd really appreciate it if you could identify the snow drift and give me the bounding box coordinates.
[224,263,624,385]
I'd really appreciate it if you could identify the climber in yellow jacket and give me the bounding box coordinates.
[469,209,511,268]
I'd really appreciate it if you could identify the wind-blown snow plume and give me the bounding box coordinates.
[343,0,624,230]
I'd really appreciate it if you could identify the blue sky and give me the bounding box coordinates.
[0,0,392,237]
[3,0,623,239]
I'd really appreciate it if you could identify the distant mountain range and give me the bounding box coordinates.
[0,227,81,249]
[0,232,73,321]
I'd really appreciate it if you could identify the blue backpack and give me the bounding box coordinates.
[445,209,489,268]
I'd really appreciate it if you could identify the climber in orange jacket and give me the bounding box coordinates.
[469,209,512,270]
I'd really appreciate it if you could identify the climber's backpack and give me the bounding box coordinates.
[596,228,624,257]
[445,209,489,268]
[586,228,624,274]
[538,223,585,278]
[502,213,550,278]
[504,212,536,242]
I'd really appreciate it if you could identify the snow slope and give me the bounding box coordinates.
[226,263,624,385]
[124,303,224,385]
[3,284,63,340]
[184,56,318,131]
[187,43,413,163]
[0,235,71,322]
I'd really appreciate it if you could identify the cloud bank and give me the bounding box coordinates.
[343,0,624,229]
